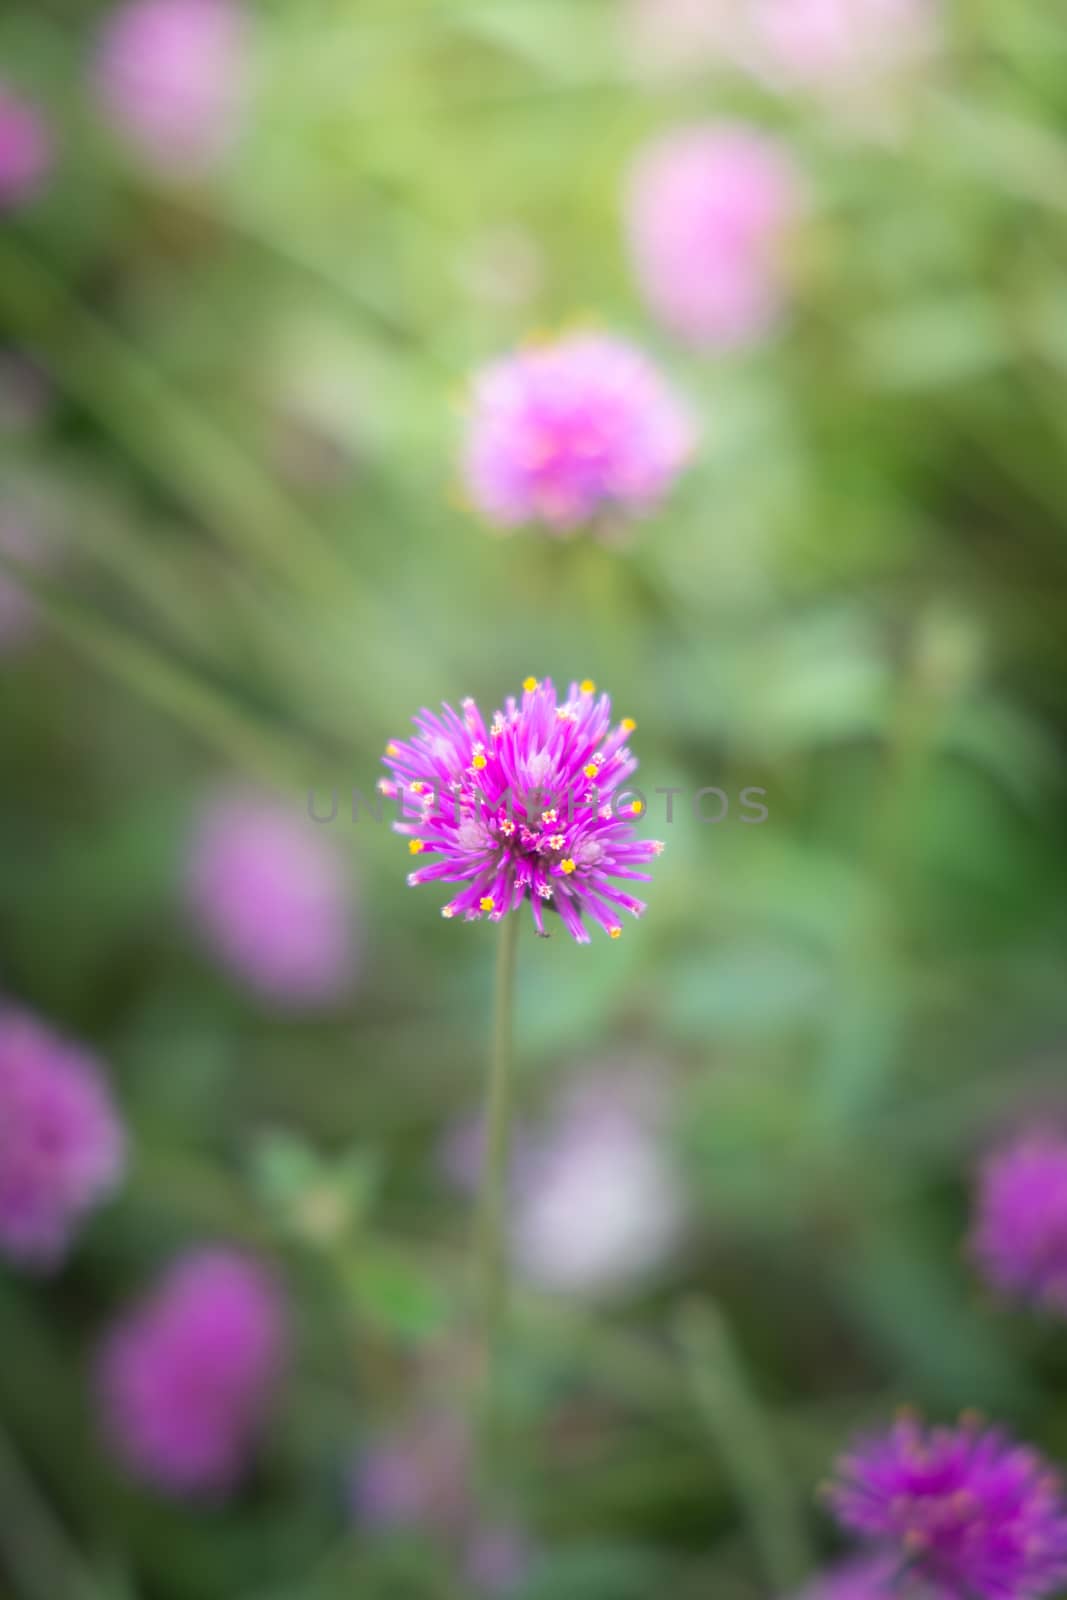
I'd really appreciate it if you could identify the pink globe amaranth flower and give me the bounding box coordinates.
[184,788,357,1008]
[971,1131,1067,1317]
[93,0,248,178]
[626,124,803,349]
[97,1249,288,1498]
[0,84,53,212]
[788,1557,930,1600]
[382,676,664,943]
[510,1072,683,1297]
[749,0,936,91]
[461,333,694,533]
[828,1414,1067,1600]
[0,1009,124,1271]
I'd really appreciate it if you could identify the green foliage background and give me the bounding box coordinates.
[2,1,1067,1596]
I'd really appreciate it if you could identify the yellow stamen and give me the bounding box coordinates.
[631,799,644,815]
[560,859,576,875]
[471,753,487,770]
[410,780,427,794]
[580,679,596,694]
[621,718,636,733]
[385,742,399,757]
[479,896,495,912]
[609,926,622,940]
[583,764,598,780]
[409,840,425,855]
[523,676,538,693]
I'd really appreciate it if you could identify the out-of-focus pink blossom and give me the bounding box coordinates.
[93,0,248,177]
[0,83,53,211]
[184,788,358,1008]
[625,124,803,349]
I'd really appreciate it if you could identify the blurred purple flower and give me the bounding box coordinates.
[828,1413,1067,1600]
[0,1009,124,1271]
[383,676,664,942]
[972,1130,1067,1317]
[461,333,694,533]
[351,1417,530,1594]
[0,84,53,211]
[511,1072,684,1297]
[93,0,248,177]
[97,1249,287,1498]
[626,124,802,349]
[787,1557,913,1599]
[184,788,357,1008]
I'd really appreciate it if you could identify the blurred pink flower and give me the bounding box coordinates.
[0,83,53,211]
[971,1129,1067,1317]
[622,0,936,93]
[0,1008,125,1271]
[750,0,936,91]
[97,1249,288,1497]
[461,334,694,533]
[184,789,358,1008]
[625,124,803,349]
[511,1072,684,1297]
[351,1416,530,1594]
[93,0,248,177]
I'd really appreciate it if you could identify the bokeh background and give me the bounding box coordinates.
[3,1,1067,1597]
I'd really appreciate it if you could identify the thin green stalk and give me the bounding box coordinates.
[477,911,521,1417]
[677,1299,813,1595]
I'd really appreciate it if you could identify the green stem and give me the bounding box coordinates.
[477,911,521,1418]
[677,1299,812,1595]
[0,1424,100,1600]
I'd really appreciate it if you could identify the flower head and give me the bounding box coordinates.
[972,1130,1067,1317]
[383,677,663,942]
[625,123,802,349]
[184,788,357,1007]
[93,0,248,177]
[0,84,53,212]
[749,0,936,91]
[827,1413,1067,1600]
[0,1009,125,1270]
[511,1071,684,1296]
[462,333,693,533]
[97,1249,288,1497]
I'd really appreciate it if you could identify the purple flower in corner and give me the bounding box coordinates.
[0,1009,125,1271]
[827,1413,1067,1600]
[382,677,663,942]
[462,333,694,533]
[96,1249,288,1498]
[0,83,53,212]
[972,1130,1067,1317]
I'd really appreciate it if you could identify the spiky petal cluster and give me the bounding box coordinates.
[382,677,663,943]
[93,0,247,177]
[971,1131,1067,1317]
[828,1414,1067,1600]
[626,123,802,349]
[96,1249,288,1498]
[0,83,53,212]
[0,1009,125,1271]
[462,334,694,533]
